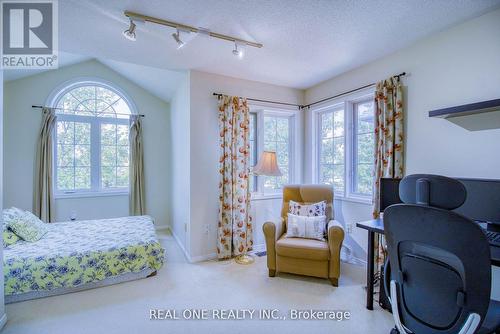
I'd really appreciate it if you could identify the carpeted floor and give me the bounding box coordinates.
[3,231,394,334]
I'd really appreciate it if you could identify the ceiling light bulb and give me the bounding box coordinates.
[123,19,137,41]
[232,43,244,59]
[172,29,185,49]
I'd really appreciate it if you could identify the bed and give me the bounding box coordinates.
[4,215,165,303]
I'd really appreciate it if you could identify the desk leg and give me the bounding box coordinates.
[366,230,375,310]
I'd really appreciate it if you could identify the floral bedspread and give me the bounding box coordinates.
[4,215,165,296]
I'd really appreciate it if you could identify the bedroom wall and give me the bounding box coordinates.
[0,70,6,329]
[188,70,304,261]
[168,72,191,256]
[3,60,170,228]
[304,8,500,298]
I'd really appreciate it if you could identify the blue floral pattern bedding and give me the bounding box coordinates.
[4,215,165,297]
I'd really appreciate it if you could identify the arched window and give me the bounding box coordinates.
[51,80,135,195]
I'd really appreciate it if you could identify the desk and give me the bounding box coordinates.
[356,218,500,310]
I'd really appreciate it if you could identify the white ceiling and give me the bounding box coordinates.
[56,0,500,89]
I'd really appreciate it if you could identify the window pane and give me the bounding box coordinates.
[75,167,91,189]
[333,137,344,164]
[356,164,373,195]
[357,101,374,134]
[101,124,116,145]
[353,100,375,195]
[357,133,374,164]
[57,144,74,167]
[333,109,344,137]
[321,139,333,164]
[262,115,291,193]
[56,121,92,191]
[101,146,116,167]
[249,113,257,192]
[57,167,74,190]
[117,125,129,146]
[319,109,345,194]
[101,166,116,188]
[74,123,90,144]
[117,146,129,166]
[116,167,129,188]
[276,118,289,142]
[333,164,345,193]
[263,116,277,142]
[74,145,90,167]
[321,113,333,138]
[57,121,74,144]
[320,165,333,184]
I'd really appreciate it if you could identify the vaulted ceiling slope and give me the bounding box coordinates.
[3,52,185,103]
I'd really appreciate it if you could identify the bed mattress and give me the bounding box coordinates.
[4,215,164,303]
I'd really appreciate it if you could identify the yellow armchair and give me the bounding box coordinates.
[262,185,345,286]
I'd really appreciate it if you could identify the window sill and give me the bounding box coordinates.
[335,196,373,205]
[251,193,283,201]
[55,191,129,199]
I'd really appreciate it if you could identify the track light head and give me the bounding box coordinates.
[172,29,185,49]
[232,42,244,59]
[123,19,137,41]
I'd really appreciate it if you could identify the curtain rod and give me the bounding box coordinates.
[31,105,145,118]
[212,93,302,108]
[304,72,406,109]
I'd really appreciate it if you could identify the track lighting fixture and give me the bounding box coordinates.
[172,29,185,49]
[123,11,263,56]
[232,42,244,59]
[123,19,137,41]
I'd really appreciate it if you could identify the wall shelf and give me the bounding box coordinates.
[429,98,500,118]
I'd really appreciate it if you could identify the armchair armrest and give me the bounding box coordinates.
[262,219,285,276]
[327,220,345,286]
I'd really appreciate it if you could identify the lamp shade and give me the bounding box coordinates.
[253,151,282,176]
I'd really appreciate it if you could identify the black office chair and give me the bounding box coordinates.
[384,174,500,334]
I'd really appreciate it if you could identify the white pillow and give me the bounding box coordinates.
[288,200,326,217]
[286,213,326,241]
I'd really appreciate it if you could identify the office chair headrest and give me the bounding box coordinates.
[399,174,466,210]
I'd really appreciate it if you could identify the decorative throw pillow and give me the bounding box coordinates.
[289,200,326,217]
[8,211,48,242]
[286,213,327,241]
[3,229,21,248]
[3,207,25,227]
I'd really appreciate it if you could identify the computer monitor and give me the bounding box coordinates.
[380,178,402,212]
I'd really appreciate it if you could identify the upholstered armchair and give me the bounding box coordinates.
[262,185,345,286]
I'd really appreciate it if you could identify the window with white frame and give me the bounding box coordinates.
[52,81,134,196]
[316,90,375,201]
[249,108,297,195]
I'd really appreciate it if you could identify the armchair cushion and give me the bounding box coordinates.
[276,235,330,261]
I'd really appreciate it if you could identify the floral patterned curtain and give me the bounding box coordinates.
[372,76,404,279]
[217,95,253,260]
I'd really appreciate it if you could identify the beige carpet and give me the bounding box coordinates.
[3,231,394,334]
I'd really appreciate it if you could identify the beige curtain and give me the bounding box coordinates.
[129,115,146,215]
[372,76,405,279]
[217,95,253,260]
[33,107,57,223]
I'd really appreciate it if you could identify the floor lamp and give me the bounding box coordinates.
[235,151,282,265]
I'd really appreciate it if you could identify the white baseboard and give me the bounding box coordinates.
[250,243,266,254]
[189,252,217,263]
[0,313,7,330]
[154,224,170,231]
